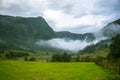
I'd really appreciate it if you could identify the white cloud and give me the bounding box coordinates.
[0,0,120,33]
[43,9,110,32]
[36,38,97,52]
[0,0,50,16]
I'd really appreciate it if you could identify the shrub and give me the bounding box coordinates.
[29,57,36,61]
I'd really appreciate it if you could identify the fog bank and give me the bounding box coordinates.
[36,38,100,52]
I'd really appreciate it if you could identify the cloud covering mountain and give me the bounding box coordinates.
[36,38,98,52]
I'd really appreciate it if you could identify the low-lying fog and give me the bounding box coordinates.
[36,38,100,52]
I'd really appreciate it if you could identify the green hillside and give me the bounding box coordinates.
[0,15,56,51]
[0,14,120,53]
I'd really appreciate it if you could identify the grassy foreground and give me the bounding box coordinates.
[0,61,111,80]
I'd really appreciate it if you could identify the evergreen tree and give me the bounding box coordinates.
[29,57,36,61]
[75,54,80,62]
[24,57,28,61]
[108,34,120,58]
[107,34,120,74]
[51,52,71,62]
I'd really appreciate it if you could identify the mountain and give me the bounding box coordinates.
[79,39,111,54]
[0,14,120,53]
[0,15,56,40]
[0,14,96,52]
[56,31,95,42]
[55,19,120,43]
[102,19,120,38]
[0,15,56,51]
[79,19,120,54]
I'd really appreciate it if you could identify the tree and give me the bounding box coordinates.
[75,54,80,62]
[62,52,71,62]
[51,52,71,62]
[5,51,29,58]
[108,34,120,58]
[29,57,36,61]
[107,34,120,74]
[79,44,95,54]
[24,57,28,61]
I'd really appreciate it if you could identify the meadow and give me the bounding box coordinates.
[0,61,111,80]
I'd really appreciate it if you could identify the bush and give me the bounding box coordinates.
[29,57,36,61]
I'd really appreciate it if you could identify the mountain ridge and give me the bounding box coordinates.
[55,31,95,42]
[0,14,120,52]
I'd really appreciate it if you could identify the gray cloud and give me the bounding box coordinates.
[0,0,120,33]
[93,0,120,16]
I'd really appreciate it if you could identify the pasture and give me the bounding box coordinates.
[0,61,111,80]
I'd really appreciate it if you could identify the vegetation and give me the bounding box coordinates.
[79,40,110,55]
[5,51,29,58]
[0,14,96,52]
[0,14,56,52]
[0,15,120,80]
[102,19,120,37]
[51,52,71,62]
[56,31,95,42]
[95,34,120,76]
[75,54,80,62]
[29,57,36,61]
[108,34,120,58]
[0,61,112,80]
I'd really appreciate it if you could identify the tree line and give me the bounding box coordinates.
[51,52,71,62]
[95,34,120,74]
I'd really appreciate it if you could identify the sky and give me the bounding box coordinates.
[0,0,120,33]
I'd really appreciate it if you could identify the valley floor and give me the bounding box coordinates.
[0,61,112,80]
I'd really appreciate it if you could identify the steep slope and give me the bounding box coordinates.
[79,39,110,54]
[1,14,120,53]
[0,14,96,52]
[79,19,120,54]
[102,19,120,37]
[0,15,56,50]
[0,15,56,40]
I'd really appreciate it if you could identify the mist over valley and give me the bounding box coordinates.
[0,15,120,53]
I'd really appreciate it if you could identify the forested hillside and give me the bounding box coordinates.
[0,15,56,51]
[0,14,120,53]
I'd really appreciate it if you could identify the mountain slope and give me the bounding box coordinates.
[79,19,120,54]
[56,31,95,42]
[0,14,96,52]
[102,19,120,37]
[0,15,56,50]
[0,15,56,40]
[0,14,120,53]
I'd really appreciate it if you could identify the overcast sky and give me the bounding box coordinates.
[0,0,120,33]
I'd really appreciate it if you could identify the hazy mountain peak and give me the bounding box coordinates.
[0,14,120,53]
[102,19,120,37]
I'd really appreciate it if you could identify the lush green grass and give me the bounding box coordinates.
[0,61,111,80]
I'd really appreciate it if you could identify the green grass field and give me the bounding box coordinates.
[0,61,111,80]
